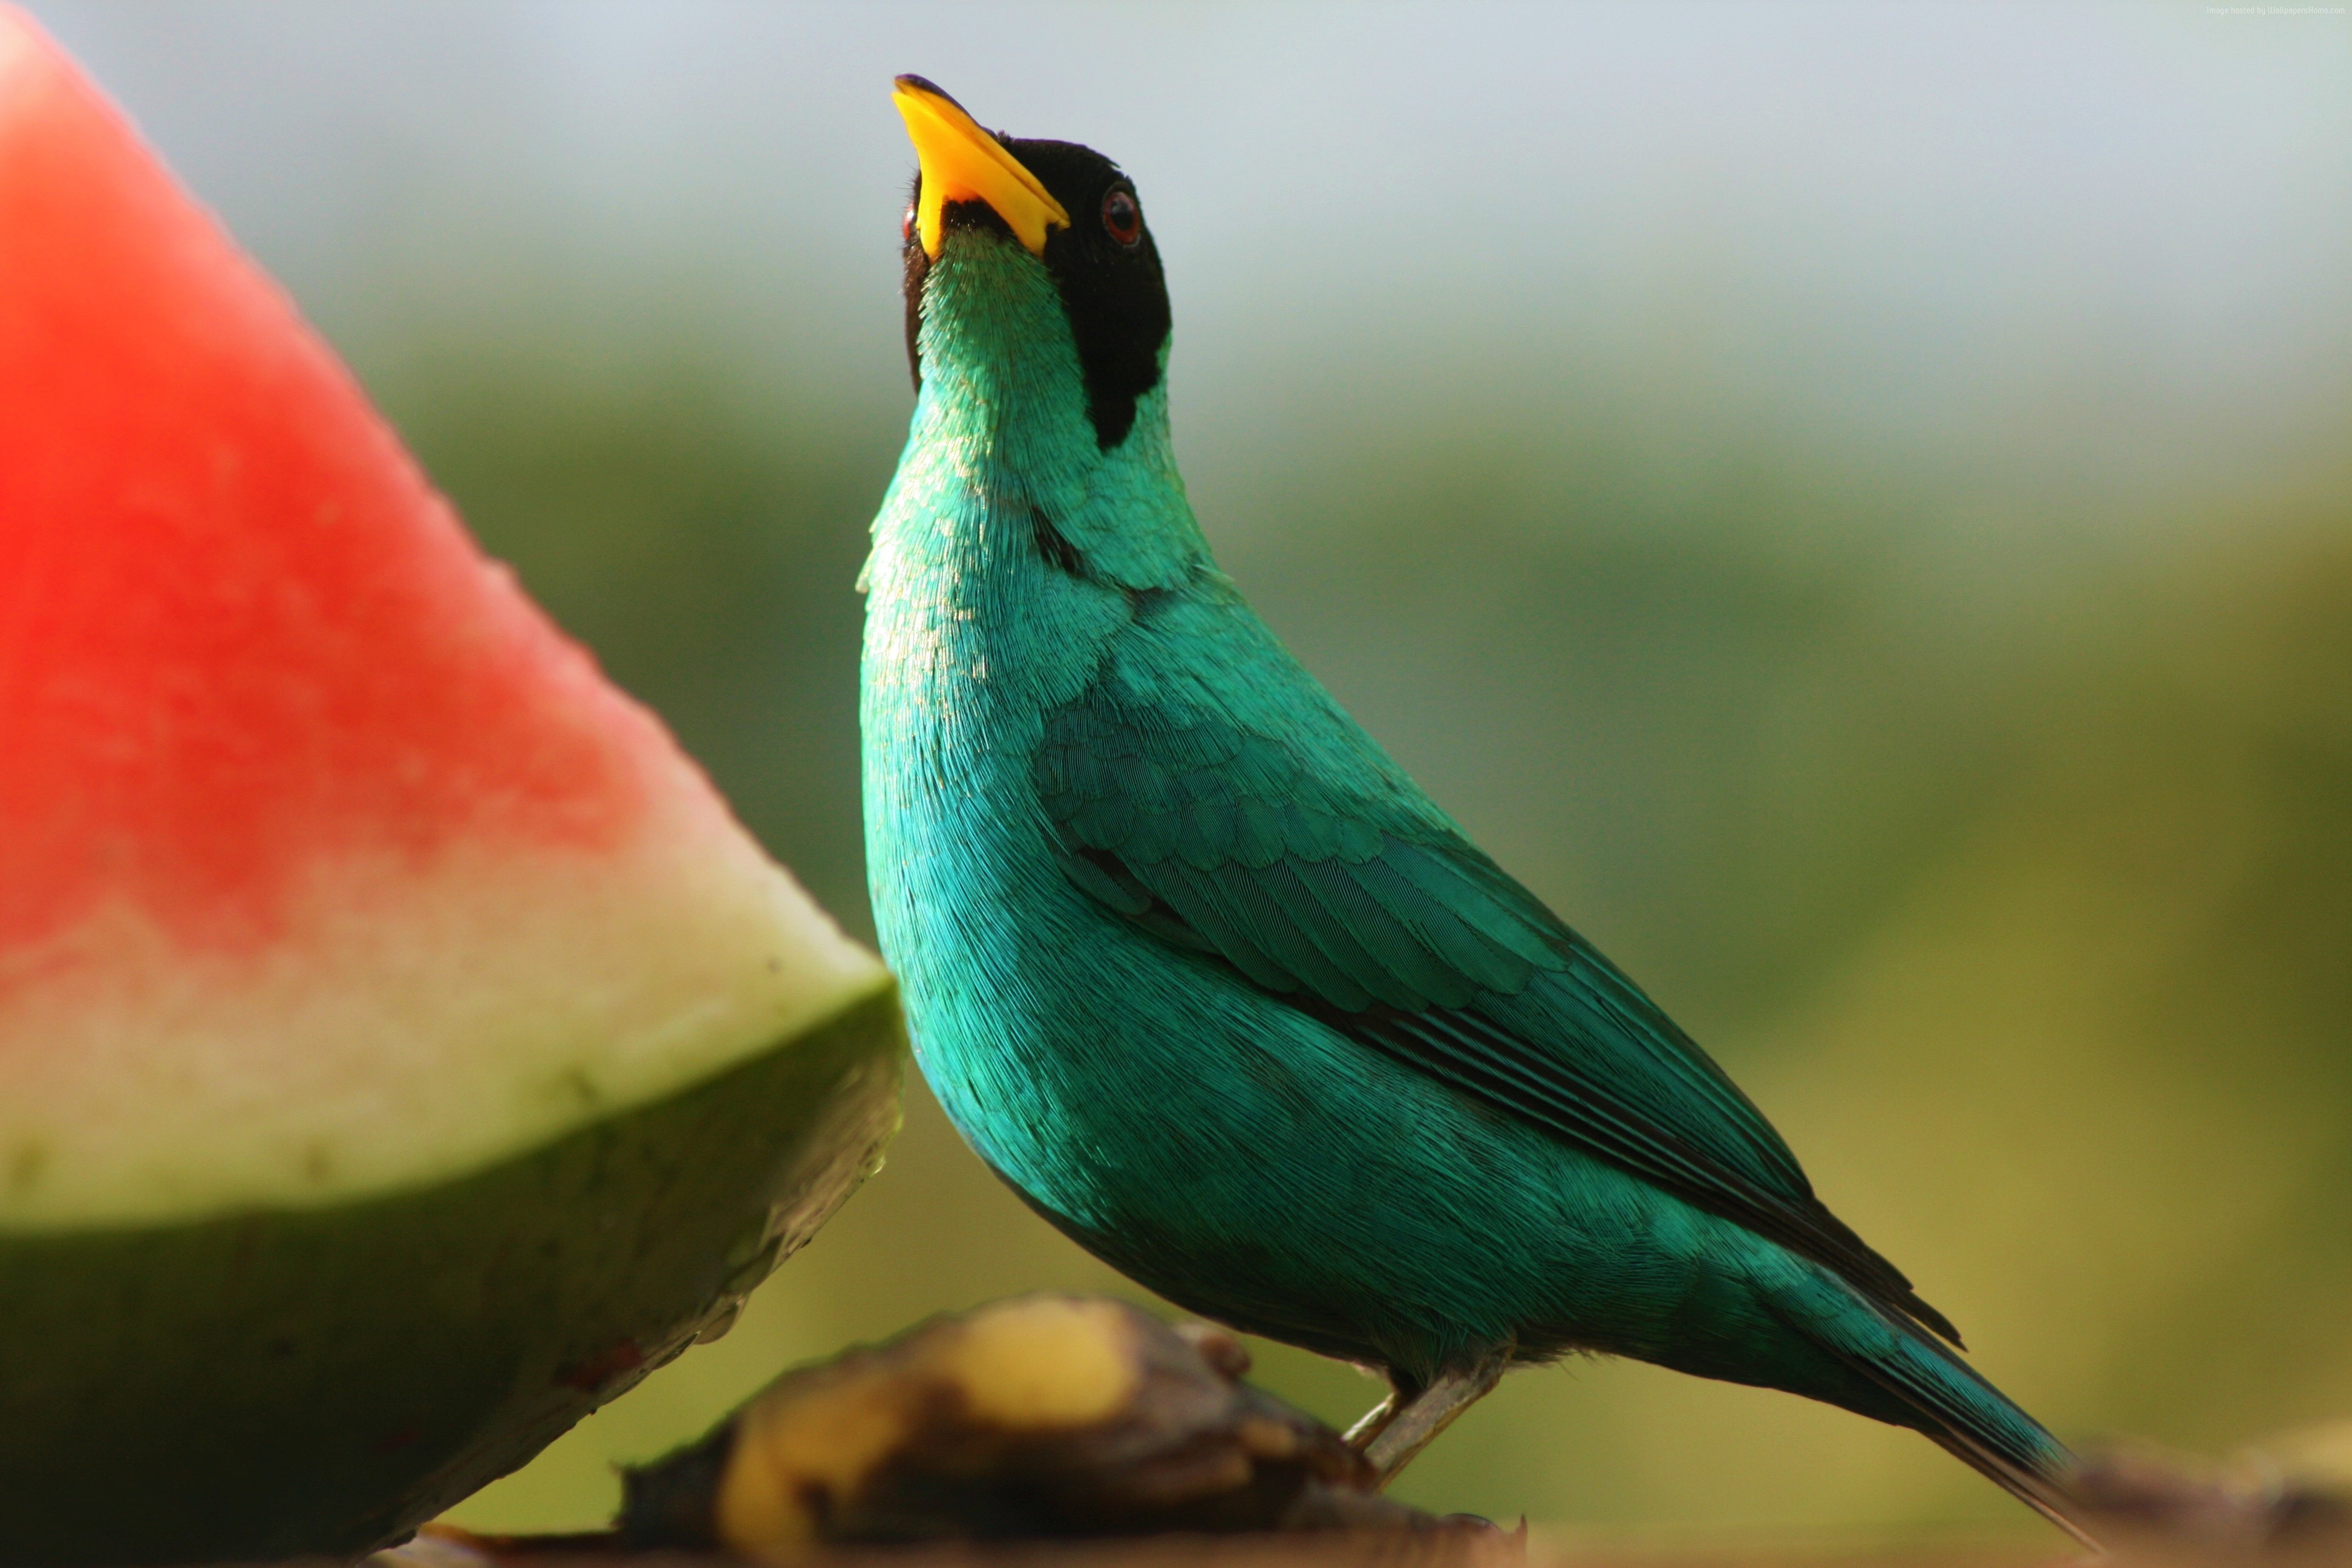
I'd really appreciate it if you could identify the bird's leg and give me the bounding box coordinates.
[1361,1350,1511,1489]
[1344,1364,1426,1451]
[1341,1388,1400,1449]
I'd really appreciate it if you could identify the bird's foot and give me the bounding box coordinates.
[1362,1353,1510,1489]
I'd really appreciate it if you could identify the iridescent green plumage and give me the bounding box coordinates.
[861,82,2082,1535]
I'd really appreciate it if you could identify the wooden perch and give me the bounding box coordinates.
[377,1296,2352,1568]
[615,1297,1491,1556]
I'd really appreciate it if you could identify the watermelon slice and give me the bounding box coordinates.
[0,10,900,1562]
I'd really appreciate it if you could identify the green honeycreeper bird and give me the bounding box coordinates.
[861,76,2085,1539]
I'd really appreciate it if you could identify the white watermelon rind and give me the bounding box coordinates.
[0,757,892,1231]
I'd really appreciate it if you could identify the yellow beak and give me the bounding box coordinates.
[892,76,1071,261]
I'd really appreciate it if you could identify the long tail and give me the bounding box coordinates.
[1766,1270,2100,1550]
[1850,1328,2097,1550]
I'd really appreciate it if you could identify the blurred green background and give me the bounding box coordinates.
[32,0,2350,1546]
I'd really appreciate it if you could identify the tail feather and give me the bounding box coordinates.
[1916,1425,2099,1552]
[1759,1266,2100,1550]
[1821,1301,2100,1551]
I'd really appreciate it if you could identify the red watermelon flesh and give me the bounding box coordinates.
[0,7,887,1228]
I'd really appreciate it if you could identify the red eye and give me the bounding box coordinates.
[902,204,916,244]
[1102,188,1142,248]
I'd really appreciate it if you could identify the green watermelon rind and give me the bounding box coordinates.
[0,982,904,1566]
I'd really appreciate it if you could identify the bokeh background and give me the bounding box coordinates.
[30,0,2350,1547]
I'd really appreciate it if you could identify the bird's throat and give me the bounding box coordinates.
[910,238,1102,472]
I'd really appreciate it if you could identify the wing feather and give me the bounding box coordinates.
[1038,685,1961,1345]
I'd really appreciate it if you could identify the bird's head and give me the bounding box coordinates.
[892,76,1172,455]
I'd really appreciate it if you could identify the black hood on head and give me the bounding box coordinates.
[903,134,1171,451]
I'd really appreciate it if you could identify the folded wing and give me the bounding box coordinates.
[1036,680,1961,1346]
